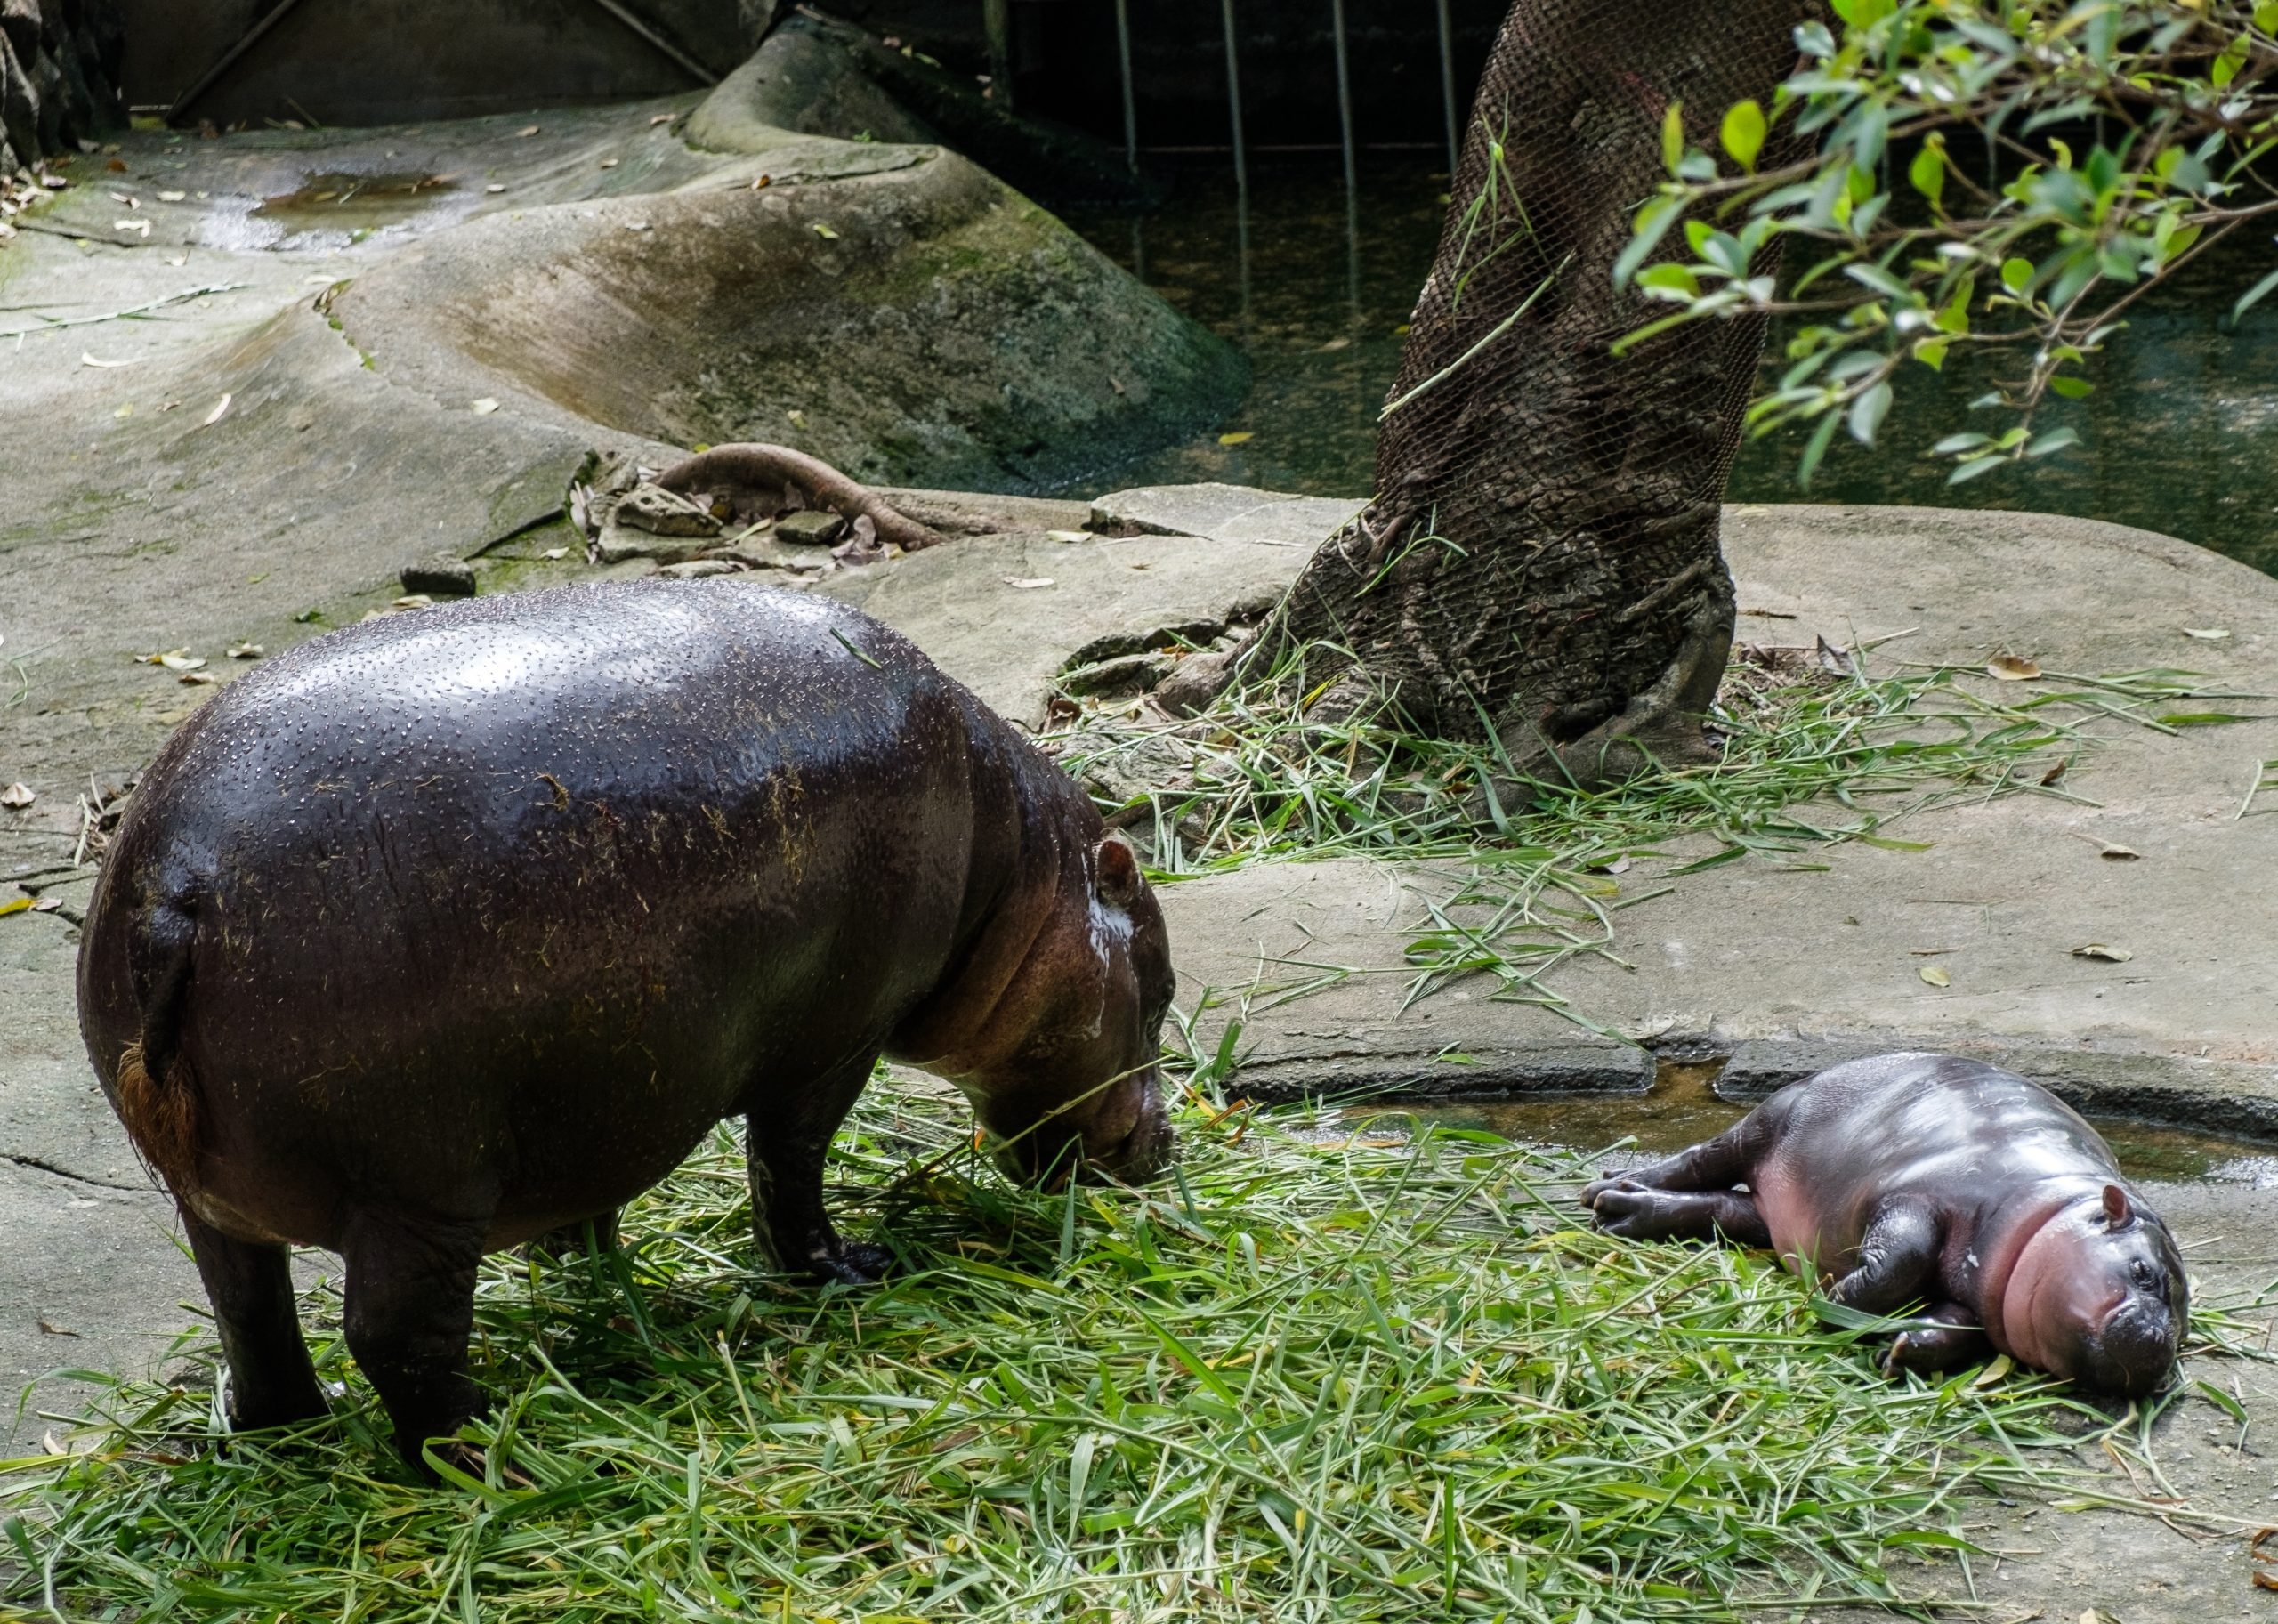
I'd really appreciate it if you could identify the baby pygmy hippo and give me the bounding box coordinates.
[1580,1053,2188,1395]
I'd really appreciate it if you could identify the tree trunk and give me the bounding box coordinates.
[1216,0,1817,784]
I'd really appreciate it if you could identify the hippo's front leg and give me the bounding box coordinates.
[745,1054,893,1286]
[1817,1199,1943,1316]
[1882,1303,1990,1378]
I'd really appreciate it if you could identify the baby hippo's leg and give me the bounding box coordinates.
[1881,1303,1990,1378]
[1579,1119,1760,1209]
[1587,1186,1770,1245]
[1821,1200,1942,1316]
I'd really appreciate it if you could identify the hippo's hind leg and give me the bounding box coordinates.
[1587,1187,1771,1245]
[339,1209,489,1473]
[1581,1119,1769,1243]
[744,1051,893,1286]
[181,1208,327,1433]
[1882,1303,1990,1378]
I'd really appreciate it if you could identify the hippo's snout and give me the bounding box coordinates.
[1091,1079,1175,1184]
[2081,1296,2184,1397]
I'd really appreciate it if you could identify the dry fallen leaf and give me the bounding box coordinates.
[178,671,217,686]
[539,546,569,561]
[1045,529,1089,544]
[0,898,31,917]
[1003,578,1055,590]
[153,650,206,672]
[485,182,506,194]
[599,158,619,169]
[226,642,263,659]
[80,351,133,368]
[517,125,540,137]
[1985,653,2041,681]
[2071,942,2133,963]
[1970,1353,2012,1386]
[471,398,500,415]
[650,113,676,126]
[2096,843,2140,860]
[2181,627,2231,641]
[158,189,185,202]
[812,222,840,239]
[36,1319,79,1336]
[114,218,150,236]
[30,897,61,913]
[786,409,808,428]
[0,783,36,809]
[1919,965,1951,988]
[202,392,232,426]
[1217,431,1255,446]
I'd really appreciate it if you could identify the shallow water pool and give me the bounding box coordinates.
[1065,159,2278,578]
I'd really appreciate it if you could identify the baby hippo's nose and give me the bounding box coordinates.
[2083,1297,2182,1397]
[1091,1092,1175,1184]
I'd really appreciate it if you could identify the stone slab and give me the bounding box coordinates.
[1089,482,1367,549]
[1158,503,2278,1134]
[813,527,1297,726]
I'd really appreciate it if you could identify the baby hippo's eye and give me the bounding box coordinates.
[2129,1259,2155,1289]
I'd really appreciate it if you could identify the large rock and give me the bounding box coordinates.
[333,141,1244,495]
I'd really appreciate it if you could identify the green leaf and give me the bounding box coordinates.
[1636,263,1702,300]
[1797,409,1841,492]
[1949,455,2008,486]
[1613,195,1682,290]
[1721,100,1767,172]
[2048,376,2094,399]
[1847,380,1893,447]
[2234,265,2278,323]
[2211,32,2250,89]
[2258,1,2278,33]
[2157,712,2260,727]
[1932,432,1992,455]
[2024,428,2080,457]
[1662,100,1685,176]
[1999,257,2033,294]
[1908,144,1945,208]
[1914,338,1948,371]
[1935,278,1973,335]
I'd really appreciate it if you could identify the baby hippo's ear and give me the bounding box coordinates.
[1095,834,1146,909]
[2102,1184,2134,1228]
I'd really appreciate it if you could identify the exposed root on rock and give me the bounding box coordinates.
[657,443,947,553]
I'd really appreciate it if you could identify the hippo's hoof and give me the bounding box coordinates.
[1578,1173,1641,1208]
[812,1240,894,1286]
[1587,1186,1660,1237]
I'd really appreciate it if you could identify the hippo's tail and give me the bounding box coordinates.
[115,900,202,1197]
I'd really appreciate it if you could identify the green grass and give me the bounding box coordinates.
[1,1083,2220,1624]
[1052,644,2249,1031]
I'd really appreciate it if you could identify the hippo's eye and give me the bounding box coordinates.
[2129,1260,2154,1289]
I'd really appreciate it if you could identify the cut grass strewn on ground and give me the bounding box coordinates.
[1053,644,2250,1029]
[0,1085,2232,1624]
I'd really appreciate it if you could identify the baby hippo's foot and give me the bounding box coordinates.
[1578,1171,1641,1208]
[1584,1183,1770,1246]
[808,1238,895,1286]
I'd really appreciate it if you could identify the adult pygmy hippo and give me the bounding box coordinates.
[79,581,1175,1466]
[1580,1053,2187,1395]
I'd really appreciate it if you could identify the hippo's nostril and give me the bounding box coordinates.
[2086,1298,2182,1397]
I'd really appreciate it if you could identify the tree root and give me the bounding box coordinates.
[656,444,947,553]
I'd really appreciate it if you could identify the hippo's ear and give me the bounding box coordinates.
[2102,1184,2134,1228]
[1095,834,1145,909]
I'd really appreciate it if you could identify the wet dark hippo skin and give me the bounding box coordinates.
[1581,1053,2188,1395]
[78,579,1175,1468]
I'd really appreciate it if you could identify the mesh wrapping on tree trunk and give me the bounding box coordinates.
[1260,0,1817,771]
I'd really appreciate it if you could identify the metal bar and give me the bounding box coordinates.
[1222,0,1248,198]
[1435,0,1459,176]
[984,0,1014,111]
[167,0,315,121]
[585,0,721,86]
[1330,0,1357,204]
[1115,0,1139,174]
